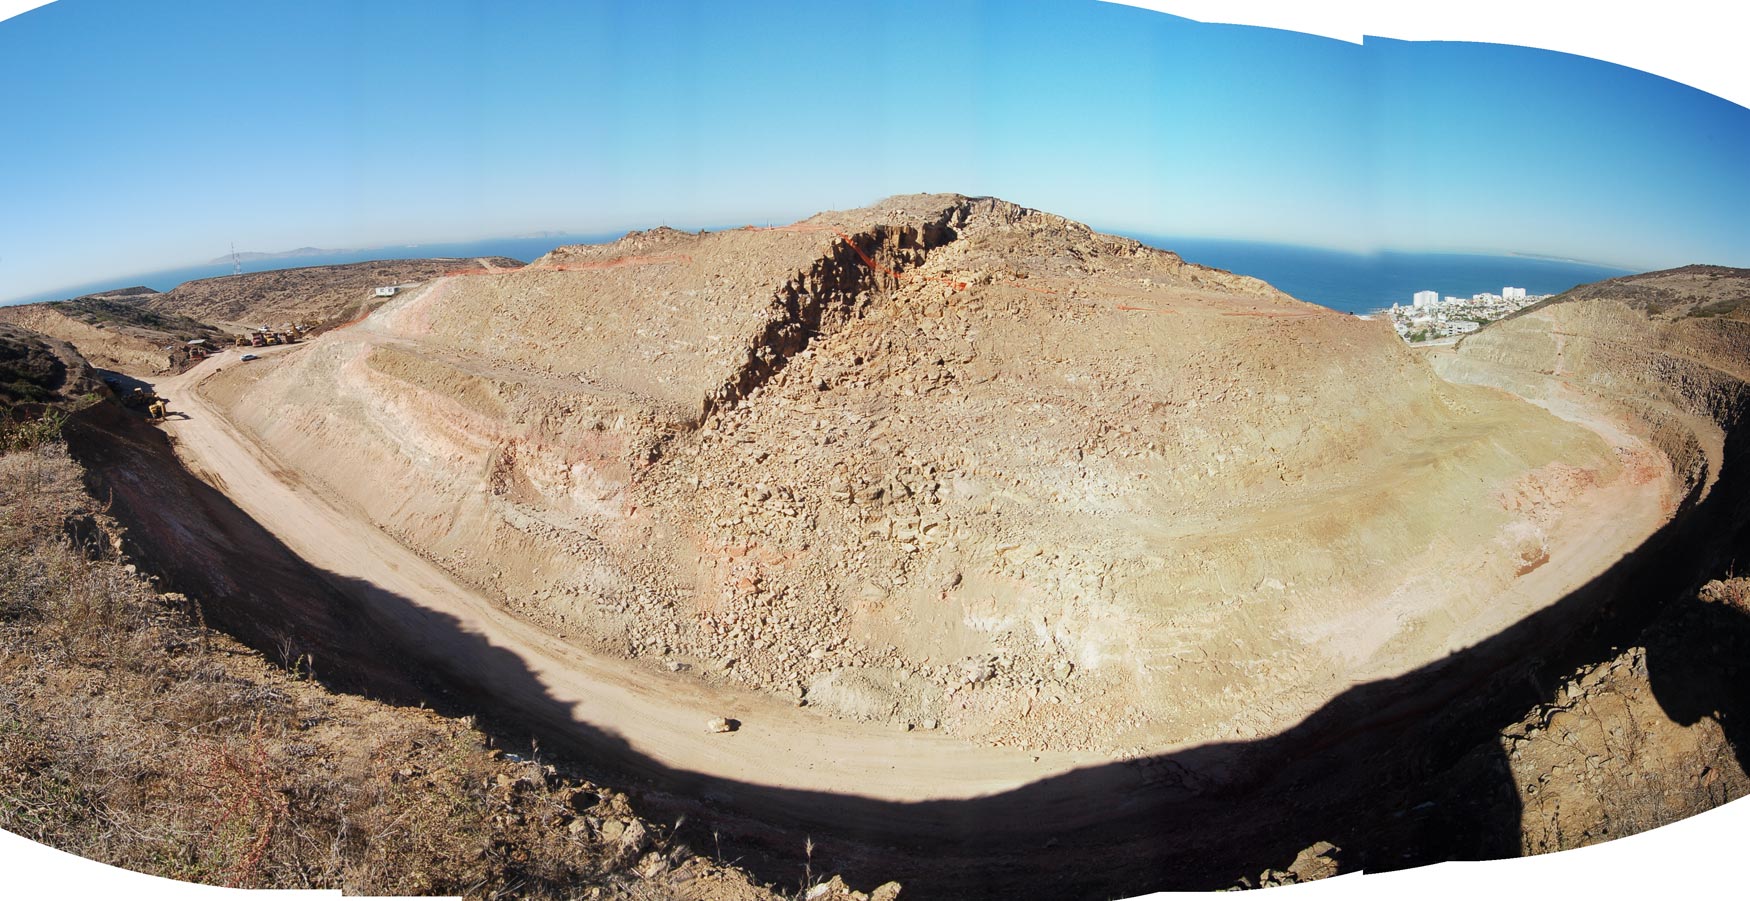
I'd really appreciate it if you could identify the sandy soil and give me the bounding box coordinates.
[140,195,1680,812]
[155,346,1119,804]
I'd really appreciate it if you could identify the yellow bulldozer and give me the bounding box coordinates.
[124,387,170,422]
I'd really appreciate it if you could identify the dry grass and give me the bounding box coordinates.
[0,442,786,899]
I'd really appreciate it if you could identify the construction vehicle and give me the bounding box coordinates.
[125,387,167,415]
[235,335,252,347]
[250,332,266,347]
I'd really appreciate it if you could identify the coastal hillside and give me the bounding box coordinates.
[142,257,526,331]
[0,293,225,375]
[1436,266,1750,501]
[20,205,1750,898]
[191,193,1669,757]
[0,325,95,409]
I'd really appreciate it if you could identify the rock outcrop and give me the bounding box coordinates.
[190,194,1673,755]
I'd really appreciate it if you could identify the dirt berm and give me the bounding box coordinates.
[133,203,1750,897]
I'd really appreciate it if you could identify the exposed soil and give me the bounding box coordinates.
[24,201,1750,898]
[0,295,223,375]
[186,194,1672,767]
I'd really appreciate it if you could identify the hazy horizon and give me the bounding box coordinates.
[8,200,1659,302]
[3,0,1748,303]
[0,220,1635,319]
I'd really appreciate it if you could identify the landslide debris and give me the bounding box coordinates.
[198,193,1673,757]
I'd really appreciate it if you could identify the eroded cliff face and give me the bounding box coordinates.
[192,195,1672,754]
[1434,267,1750,503]
[1385,267,1750,866]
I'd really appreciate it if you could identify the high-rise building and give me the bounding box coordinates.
[1503,286,1527,300]
[1413,290,1438,309]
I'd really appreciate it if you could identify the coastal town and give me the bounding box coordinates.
[1387,286,1551,343]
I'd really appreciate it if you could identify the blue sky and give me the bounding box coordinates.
[1,0,1746,302]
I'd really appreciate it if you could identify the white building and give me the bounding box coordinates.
[1413,290,1438,309]
[1503,286,1527,300]
[374,286,399,297]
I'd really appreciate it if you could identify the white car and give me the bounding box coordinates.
[240,353,259,361]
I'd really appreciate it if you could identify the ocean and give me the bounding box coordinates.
[1123,235,1634,314]
[5,233,623,305]
[10,229,1633,314]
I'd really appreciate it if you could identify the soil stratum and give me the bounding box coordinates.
[7,198,1750,899]
[184,194,1668,760]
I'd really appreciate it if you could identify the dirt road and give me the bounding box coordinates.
[154,346,1117,805]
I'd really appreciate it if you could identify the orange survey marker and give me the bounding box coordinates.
[444,253,693,278]
[829,230,968,292]
[739,223,838,234]
[1219,309,1325,319]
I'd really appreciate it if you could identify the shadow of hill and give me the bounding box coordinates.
[1645,583,1750,775]
[55,387,1750,900]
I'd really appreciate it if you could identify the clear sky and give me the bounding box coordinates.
[1,0,1747,302]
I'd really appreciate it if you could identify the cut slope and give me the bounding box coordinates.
[0,298,222,375]
[187,194,1673,760]
[1435,266,1750,502]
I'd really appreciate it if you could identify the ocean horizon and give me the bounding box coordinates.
[1124,235,1634,314]
[6,231,1634,314]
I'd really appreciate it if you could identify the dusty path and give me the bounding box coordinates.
[133,334,1696,900]
[148,333,1672,820]
[154,347,1115,805]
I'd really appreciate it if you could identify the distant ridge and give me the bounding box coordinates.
[72,285,160,301]
[208,246,343,265]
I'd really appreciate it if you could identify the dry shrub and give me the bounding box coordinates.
[0,443,783,899]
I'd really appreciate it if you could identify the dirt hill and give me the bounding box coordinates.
[0,325,88,407]
[0,296,225,375]
[191,194,1672,756]
[143,257,526,331]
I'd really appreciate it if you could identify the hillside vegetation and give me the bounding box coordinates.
[0,438,815,899]
[143,257,526,330]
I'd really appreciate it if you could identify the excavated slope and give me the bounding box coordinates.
[194,194,1675,754]
[0,297,223,375]
[1434,266,1750,504]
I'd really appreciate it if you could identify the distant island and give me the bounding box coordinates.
[207,246,344,264]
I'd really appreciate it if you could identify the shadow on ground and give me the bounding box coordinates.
[58,395,1750,899]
